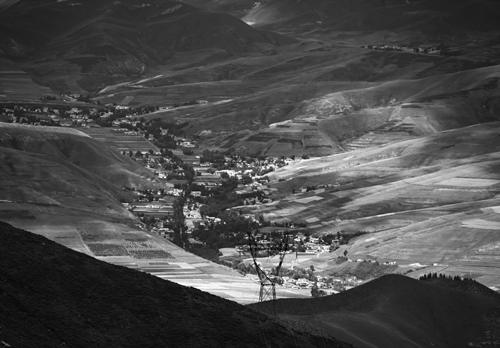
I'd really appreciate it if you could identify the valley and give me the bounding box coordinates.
[0,1,500,347]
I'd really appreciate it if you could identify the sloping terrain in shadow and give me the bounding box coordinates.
[251,274,500,348]
[0,221,349,348]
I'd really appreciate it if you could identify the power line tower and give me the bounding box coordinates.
[247,230,289,305]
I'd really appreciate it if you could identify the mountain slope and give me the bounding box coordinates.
[0,221,349,348]
[251,274,500,348]
[0,123,153,188]
[0,123,153,224]
[248,122,500,288]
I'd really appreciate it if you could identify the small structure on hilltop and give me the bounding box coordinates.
[247,230,290,308]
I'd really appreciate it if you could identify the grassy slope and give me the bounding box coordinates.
[250,274,500,348]
[0,221,349,348]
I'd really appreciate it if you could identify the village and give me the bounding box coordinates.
[0,100,379,296]
[362,43,446,55]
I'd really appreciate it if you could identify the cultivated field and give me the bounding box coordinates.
[81,128,159,153]
[257,122,500,288]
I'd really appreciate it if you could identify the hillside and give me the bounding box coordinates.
[0,123,152,224]
[243,122,500,288]
[0,221,349,348]
[0,123,153,188]
[251,274,500,348]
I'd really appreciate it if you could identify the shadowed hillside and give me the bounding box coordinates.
[0,221,349,348]
[251,274,500,348]
[0,0,286,92]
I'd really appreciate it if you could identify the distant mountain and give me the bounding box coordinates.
[251,274,500,348]
[244,0,500,33]
[0,0,286,92]
[0,221,349,347]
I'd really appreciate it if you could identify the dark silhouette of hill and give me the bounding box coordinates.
[0,221,350,348]
[251,274,500,348]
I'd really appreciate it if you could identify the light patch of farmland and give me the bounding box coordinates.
[461,219,500,230]
[264,205,309,218]
[481,206,500,214]
[0,122,91,137]
[294,195,324,204]
[81,127,159,153]
[437,178,500,187]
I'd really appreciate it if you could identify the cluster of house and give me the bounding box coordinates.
[122,188,180,239]
[362,44,443,55]
[0,104,101,127]
[282,274,363,293]
[0,101,168,129]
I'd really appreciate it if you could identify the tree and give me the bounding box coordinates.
[241,174,253,185]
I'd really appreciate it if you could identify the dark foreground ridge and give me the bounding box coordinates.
[0,221,349,348]
[251,274,500,348]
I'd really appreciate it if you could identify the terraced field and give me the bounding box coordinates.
[0,70,54,102]
[5,211,307,304]
[257,122,500,289]
[81,128,159,153]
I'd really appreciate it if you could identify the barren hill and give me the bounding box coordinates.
[0,221,349,348]
[251,274,500,348]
